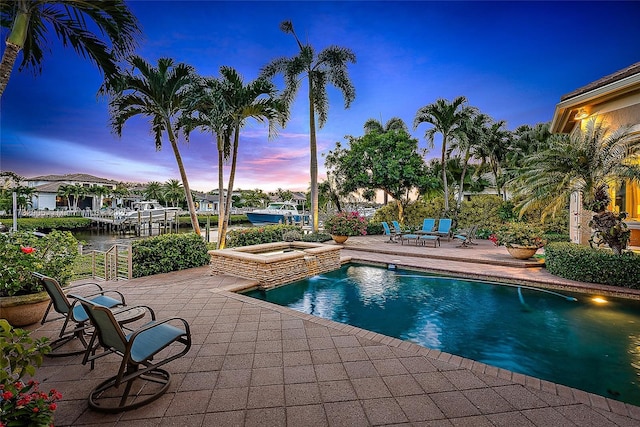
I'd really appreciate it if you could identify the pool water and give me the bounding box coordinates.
[245,263,640,406]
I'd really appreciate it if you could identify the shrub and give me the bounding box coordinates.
[0,230,79,297]
[494,222,546,248]
[366,222,384,236]
[14,217,92,231]
[225,225,300,248]
[301,232,332,243]
[132,233,209,278]
[545,242,640,288]
[282,230,303,242]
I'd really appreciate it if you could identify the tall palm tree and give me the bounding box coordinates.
[89,185,110,209]
[0,0,140,96]
[107,56,201,235]
[475,120,511,199]
[180,75,232,248]
[261,20,356,232]
[215,66,286,248]
[57,183,85,210]
[413,96,475,213]
[511,119,640,253]
[363,117,408,135]
[448,112,491,208]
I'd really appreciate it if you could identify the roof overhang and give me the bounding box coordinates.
[550,71,640,134]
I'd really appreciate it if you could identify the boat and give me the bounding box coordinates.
[115,201,181,222]
[245,202,302,226]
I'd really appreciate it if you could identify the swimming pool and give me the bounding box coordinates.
[244,263,640,406]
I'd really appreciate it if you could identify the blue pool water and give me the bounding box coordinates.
[244,263,640,406]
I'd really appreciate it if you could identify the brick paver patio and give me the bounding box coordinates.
[27,236,640,426]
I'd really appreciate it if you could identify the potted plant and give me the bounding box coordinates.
[0,319,62,426]
[324,211,368,243]
[0,230,79,326]
[493,222,546,259]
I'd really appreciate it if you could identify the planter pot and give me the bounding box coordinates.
[506,246,538,260]
[0,291,49,327]
[332,235,349,244]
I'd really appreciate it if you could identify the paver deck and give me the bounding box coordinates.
[26,236,640,426]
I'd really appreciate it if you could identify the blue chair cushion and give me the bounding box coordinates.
[72,295,122,322]
[128,322,186,363]
[420,235,438,240]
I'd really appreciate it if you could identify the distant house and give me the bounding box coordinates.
[26,173,119,210]
[550,61,640,245]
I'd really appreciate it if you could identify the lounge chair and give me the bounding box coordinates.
[75,295,192,413]
[34,272,126,356]
[381,221,397,243]
[421,218,436,233]
[432,218,453,241]
[392,220,420,245]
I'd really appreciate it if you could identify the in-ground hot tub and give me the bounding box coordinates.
[209,241,342,289]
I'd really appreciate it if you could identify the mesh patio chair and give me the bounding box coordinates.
[381,221,397,243]
[453,224,480,248]
[75,295,191,413]
[33,272,126,356]
[392,220,419,245]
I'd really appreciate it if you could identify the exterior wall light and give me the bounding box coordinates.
[574,108,589,120]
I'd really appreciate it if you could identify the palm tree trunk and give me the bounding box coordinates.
[166,125,201,236]
[216,137,226,249]
[0,10,30,97]
[396,200,405,225]
[220,126,240,249]
[309,86,319,232]
[441,135,449,212]
[457,148,470,208]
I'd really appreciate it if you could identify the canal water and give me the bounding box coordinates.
[72,227,221,251]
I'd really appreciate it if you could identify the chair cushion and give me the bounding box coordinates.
[128,323,186,363]
[72,295,122,322]
[419,235,438,240]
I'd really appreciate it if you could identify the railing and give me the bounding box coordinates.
[73,244,132,281]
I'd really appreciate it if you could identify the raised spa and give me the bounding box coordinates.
[209,241,341,289]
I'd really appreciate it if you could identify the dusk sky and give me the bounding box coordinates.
[2,1,640,193]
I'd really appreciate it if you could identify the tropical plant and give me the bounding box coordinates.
[511,119,640,254]
[324,211,368,236]
[106,56,201,235]
[325,127,432,224]
[414,96,476,213]
[56,183,85,210]
[0,0,140,96]
[0,319,61,426]
[163,179,184,207]
[0,230,79,297]
[144,181,164,203]
[261,20,357,233]
[475,120,512,198]
[89,185,111,209]
[493,222,546,248]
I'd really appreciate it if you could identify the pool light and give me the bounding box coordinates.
[592,297,608,304]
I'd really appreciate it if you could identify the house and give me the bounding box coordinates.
[26,173,120,210]
[550,61,640,245]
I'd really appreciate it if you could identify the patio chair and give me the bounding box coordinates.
[392,220,420,245]
[433,218,453,241]
[381,221,397,243]
[454,224,479,247]
[34,272,126,356]
[421,218,436,233]
[75,295,191,413]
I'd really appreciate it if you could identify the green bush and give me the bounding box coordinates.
[13,217,92,231]
[301,232,332,243]
[225,225,300,248]
[0,230,80,296]
[366,222,384,235]
[132,233,209,278]
[545,242,640,288]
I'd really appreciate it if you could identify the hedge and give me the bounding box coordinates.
[225,224,300,247]
[9,217,92,231]
[132,233,209,278]
[545,242,640,289]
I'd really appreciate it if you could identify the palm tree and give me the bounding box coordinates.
[163,179,183,207]
[363,117,408,135]
[143,181,164,203]
[476,121,511,199]
[449,112,491,208]
[261,20,356,233]
[57,183,85,210]
[0,0,140,96]
[511,119,640,253]
[89,185,111,209]
[106,56,201,235]
[180,75,232,248]
[413,96,475,213]
[215,66,286,248]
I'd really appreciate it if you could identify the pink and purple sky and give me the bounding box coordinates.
[2,1,639,193]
